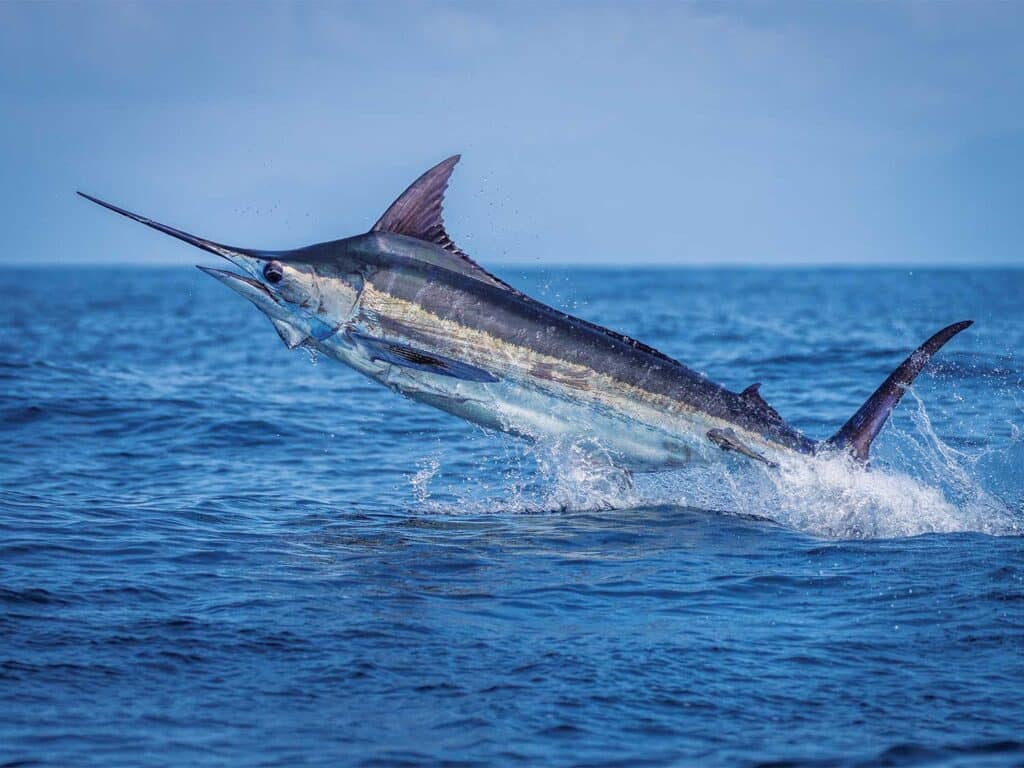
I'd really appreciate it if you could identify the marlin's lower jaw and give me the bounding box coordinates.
[196,265,340,349]
[197,266,288,320]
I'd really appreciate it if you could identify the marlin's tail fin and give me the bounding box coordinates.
[823,320,973,463]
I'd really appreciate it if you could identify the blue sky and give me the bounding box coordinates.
[2,1,1022,266]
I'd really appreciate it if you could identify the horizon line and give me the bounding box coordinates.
[3,260,1023,271]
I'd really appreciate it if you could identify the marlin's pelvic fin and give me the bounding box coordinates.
[823,320,973,463]
[269,317,308,350]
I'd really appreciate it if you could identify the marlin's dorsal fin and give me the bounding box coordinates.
[372,156,512,291]
[740,383,784,425]
[741,383,764,400]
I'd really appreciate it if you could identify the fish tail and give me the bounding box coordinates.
[821,320,973,463]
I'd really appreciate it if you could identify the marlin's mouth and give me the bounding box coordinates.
[198,264,339,344]
[196,265,280,305]
[192,264,302,332]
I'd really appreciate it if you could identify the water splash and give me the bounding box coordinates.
[408,455,440,505]
[753,454,1015,539]
[408,398,1022,540]
[527,439,639,511]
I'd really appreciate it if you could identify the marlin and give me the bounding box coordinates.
[79,156,971,472]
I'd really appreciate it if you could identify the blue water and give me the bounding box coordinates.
[2,266,1023,766]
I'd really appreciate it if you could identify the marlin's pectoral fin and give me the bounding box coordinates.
[707,428,778,468]
[351,333,498,383]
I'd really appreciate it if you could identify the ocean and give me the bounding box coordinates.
[1,266,1022,766]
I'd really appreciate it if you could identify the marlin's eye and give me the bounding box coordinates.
[263,262,284,284]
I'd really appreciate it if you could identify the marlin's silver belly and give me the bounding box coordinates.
[309,283,776,470]
[316,331,709,469]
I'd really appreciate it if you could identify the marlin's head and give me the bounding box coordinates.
[78,154,507,349]
[75,192,367,349]
[197,256,349,349]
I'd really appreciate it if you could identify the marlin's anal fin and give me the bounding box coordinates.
[269,317,308,350]
[707,428,779,468]
[350,332,498,383]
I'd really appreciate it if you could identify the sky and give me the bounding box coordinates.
[1,1,1022,267]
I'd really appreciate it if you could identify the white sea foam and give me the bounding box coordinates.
[409,396,1021,539]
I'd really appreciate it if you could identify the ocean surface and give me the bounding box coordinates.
[2,266,1023,767]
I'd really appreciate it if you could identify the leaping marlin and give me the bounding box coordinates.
[79,156,971,471]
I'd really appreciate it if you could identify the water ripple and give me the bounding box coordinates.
[1,267,1023,766]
